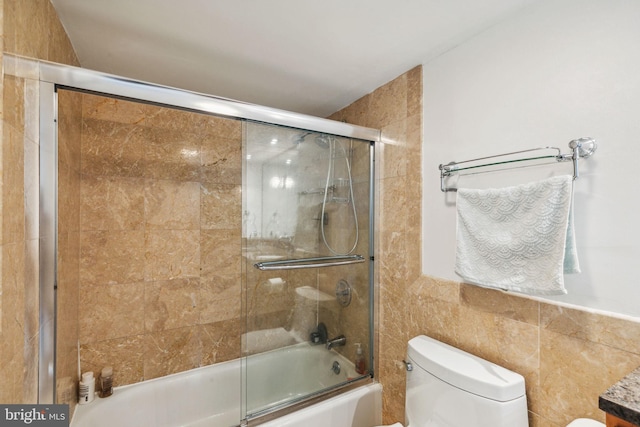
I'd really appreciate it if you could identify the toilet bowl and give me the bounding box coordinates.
[375,335,605,427]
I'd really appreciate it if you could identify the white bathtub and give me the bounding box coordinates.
[71,342,381,427]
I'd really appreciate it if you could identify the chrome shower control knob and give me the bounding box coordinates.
[335,279,352,307]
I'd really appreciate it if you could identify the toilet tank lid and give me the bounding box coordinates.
[407,335,525,402]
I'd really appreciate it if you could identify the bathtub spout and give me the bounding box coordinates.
[326,335,346,350]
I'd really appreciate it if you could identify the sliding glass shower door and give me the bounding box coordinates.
[19,53,377,425]
[242,121,373,420]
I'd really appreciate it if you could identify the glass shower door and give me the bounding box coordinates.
[242,121,373,420]
[55,89,245,425]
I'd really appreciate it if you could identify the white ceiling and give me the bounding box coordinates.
[50,0,539,117]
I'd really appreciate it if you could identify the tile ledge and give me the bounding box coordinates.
[508,291,640,325]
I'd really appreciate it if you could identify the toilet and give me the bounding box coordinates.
[376,335,604,427]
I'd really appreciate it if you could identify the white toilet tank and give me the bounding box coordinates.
[406,335,529,427]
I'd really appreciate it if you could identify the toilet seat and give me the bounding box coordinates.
[566,419,605,427]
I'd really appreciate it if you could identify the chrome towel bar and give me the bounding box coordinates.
[439,137,597,192]
[254,255,365,271]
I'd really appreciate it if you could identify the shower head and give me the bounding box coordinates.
[314,134,332,149]
[292,132,332,149]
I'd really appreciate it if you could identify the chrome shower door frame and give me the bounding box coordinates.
[2,55,380,405]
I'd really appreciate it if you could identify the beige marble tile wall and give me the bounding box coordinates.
[330,64,640,427]
[3,0,78,66]
[1,0,79,404]
[75,93,243,386]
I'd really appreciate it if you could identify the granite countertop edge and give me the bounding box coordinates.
[599,367,640,426]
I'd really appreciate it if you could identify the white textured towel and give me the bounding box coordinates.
[455,175,579,295]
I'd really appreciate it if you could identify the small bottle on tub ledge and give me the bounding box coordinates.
[99,366,113,398]
[78,371,95,404]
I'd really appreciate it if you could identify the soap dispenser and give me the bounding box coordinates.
[355,343,366,375]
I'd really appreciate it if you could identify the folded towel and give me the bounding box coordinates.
[455,175,579,295]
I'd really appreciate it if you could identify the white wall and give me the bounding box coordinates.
[422,0,640,318]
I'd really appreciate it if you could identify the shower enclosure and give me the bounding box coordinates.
[6,55,377,426]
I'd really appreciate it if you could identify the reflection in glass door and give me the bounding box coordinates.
[242,122,373,420]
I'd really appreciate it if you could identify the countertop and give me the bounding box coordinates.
[600,367,640,426]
